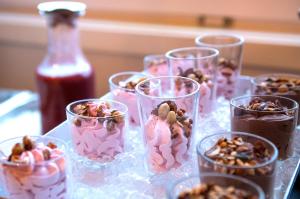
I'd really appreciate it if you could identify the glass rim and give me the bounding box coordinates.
[251,73,300,88]
[196,131,278,169]
[230,94,299,112]
[108,71,148,93]
[0,135,67,166]
[66,98,128,119]
[165,47,219,60]
[195,34,244,48]
[37,1,86,15]
[167,173,265,199]
[135,76,200,100]
[144,54,166,60]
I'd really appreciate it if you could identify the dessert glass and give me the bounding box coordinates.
[197,132,278,199]
[144,54,169,77]
[230,95,298,159]
[0,136,68,199]
[195,34,244,99]
[109,71,148,127]
[251,73,300,124]
[167,173,265,199]
[166,47,218,115]
[66,99,128,162]
[136,76,199,173]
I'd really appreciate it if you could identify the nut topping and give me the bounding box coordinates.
[151,101,193,139]
[204,136,273,176]
[158,103,170,119]
[256,76,300,94]
[238,97,286,112]
[119,77,147,90]
[178,183,257,199]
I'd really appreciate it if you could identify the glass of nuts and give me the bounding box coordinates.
[167,173,265,199]
[197,132,278,199]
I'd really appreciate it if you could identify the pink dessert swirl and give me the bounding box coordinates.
[70,101,126,162]
[144,101,193,172]
[1,136,66,199]
[176,68,214,114]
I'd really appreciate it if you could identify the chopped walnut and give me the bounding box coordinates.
[178,183,257,199]
[256,76,300,94]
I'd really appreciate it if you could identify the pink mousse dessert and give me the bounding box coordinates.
[217,58,240,99]
[67,100,127,162]
[176,68,214,114]
[144,101,193,173]
[110,74,147,126]
[0,136,67,199]
[144,55,168,77]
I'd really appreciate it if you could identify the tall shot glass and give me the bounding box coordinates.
[136,76,199,173]
[109,71,148,127]
[0,136,68,199]
[166,47,218,115]
[195,34,244,99]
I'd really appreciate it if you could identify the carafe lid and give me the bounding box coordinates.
[38,1,86,27]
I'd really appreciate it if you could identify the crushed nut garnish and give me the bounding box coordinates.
[256,76,300,94]
[151,101,192,139]
[119,77,147,90]
[178,183,258,199]
[204,136,273,175]
[72,101,125,131]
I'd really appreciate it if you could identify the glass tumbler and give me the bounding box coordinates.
[197,132,277,199]
[230,95,298,160]
[252,73,300,125]
[167,173,265,199]
[109,71,148,127]
[136,76,199,173]
[144,54,169,77]
[0,136,68,199]
[166,47,218,115]
[195,34,244,99]
[66,99,128,162]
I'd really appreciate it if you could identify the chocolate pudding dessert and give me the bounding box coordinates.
[177,183,258,199]
[197,133,278,199]
[231,96,298,159]
[252,74,300,124]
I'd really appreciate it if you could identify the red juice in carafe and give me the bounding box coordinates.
[37,2,95,134]
[37,66,94,133]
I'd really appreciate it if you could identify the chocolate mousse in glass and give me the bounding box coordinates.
[197,132,278,199]
[168,173,264,199]
[136,76,199,173]
[166,47,218,115]
[230,95,298,159]
[0,136,68,199]
[66,99,128,162]
[252,74,300,124]
[109,71,148,127]
[144,54,168,77]
[195,34,244,99]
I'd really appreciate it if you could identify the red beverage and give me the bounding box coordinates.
[37,68,94,133]
[37,2,95,134]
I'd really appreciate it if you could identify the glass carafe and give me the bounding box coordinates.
[37,2,95,134]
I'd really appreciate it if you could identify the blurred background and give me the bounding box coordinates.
[0,0,300,95]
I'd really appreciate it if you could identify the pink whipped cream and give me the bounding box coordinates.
[144,101,193,173]
[1,136,66,199]
[111,77,146,126]
[216,58,239,99]
[70,101,126,162]
[176,68,214,114]
[145,59,168,76]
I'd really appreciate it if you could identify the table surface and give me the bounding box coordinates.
[0,88,299,198]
